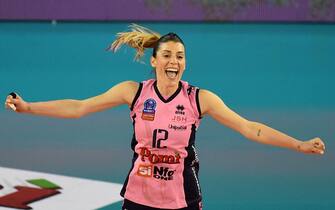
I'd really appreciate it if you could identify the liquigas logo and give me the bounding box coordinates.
[0,178,61,209]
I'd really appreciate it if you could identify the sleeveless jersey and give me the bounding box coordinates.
[120,79,202,209]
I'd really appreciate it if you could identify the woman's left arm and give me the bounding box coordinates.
[199,89,325,155]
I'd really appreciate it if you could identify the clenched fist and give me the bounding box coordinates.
[297,137,326,155]
[4,92,30,113]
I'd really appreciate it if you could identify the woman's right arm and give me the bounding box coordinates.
[4,81,139,119]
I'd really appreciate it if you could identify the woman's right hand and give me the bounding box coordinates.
[4,93,30,113]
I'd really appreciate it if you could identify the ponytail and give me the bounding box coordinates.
[107,24,161,61]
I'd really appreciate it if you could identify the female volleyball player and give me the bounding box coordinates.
[5,24,325,210]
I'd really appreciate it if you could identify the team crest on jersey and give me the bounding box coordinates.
[141,98,157,121]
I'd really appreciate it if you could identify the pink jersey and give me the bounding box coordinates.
[120,79,202,209]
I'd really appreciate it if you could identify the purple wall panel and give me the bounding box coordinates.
[0,0,334,22]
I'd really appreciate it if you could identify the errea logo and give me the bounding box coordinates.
[175,105,185,115]
[0,179,61,209]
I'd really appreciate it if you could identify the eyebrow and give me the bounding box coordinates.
[161,50,185,54]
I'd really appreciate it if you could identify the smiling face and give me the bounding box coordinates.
[150,41,186,87]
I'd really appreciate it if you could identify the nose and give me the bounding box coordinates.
[169,56,178,65]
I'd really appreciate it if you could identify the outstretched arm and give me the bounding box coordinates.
[4,81,139,119]
[199,89,325,155]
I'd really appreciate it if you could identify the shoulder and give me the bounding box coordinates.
[112,80,140,96]
[119,80,140,91]
[198,89,222,116]
[112,80,140,106]
[199,89,214,98]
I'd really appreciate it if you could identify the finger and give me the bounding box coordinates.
[8,103,17,111]
[312,148,324,155]
[313,140,324,149]
[313,143,323,149]
[5,102,16,111]
[318,143,326,150]
[6,98,18,105]
[10,98,19,104]
[6,95,15,102]
[313,138,322,145]
[5,101,11,109]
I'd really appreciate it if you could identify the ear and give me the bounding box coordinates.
[150,56,156,68]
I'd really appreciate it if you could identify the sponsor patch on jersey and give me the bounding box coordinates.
[168,124,187,131]
[141,98,156,121]
[171,115,187,123]
[137,165,153,178]
[136,165,175,181]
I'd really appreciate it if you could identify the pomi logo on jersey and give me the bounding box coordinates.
[139,147,181,164]
[137,165,175,181]
[0,179,61,209]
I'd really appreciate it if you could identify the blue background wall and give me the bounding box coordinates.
[0,22,334,209]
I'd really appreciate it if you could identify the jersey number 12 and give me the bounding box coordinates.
[152,129,168,148]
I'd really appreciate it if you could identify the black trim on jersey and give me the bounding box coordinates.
[153,80,182,103]
[183,124,202,207]
[187,85,194,95]
[120,152,138,197]
[130,82,143,111]
[195,88,202,119]
[120,114,139,197]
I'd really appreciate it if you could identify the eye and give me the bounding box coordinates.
[177,56,184,59]
[163,54,170,58]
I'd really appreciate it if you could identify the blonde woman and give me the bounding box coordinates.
[5,24,325,210]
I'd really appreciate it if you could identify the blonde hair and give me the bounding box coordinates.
[108,24,161,61]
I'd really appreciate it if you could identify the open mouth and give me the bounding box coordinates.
[165,68,179,79]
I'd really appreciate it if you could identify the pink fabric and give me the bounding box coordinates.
[124,79,201,209]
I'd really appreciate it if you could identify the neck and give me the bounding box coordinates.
[156,80,179,97]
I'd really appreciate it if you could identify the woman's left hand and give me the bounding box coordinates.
[297,137,325,155]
